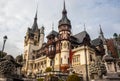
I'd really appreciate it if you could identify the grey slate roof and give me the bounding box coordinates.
[32,21,38,32]
[47,30,58,38]
[27,12,39,34]
[70,36,79,44]
[58,1,71,26]
[73,31,90,44]
[91,38,102,46]
[59,16,71,26]
[31,12,39,32]
[32,18,38,32]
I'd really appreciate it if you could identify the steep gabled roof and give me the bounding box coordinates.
[91,38,102,46]
[74,31,90,44]
[47,30,58,38]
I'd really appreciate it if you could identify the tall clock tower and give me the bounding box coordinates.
[58,1,71,72]
[22,12,44,75]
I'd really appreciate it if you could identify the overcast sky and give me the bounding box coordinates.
[0,0,120,57]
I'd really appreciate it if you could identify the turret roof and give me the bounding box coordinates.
[58,0,71,26]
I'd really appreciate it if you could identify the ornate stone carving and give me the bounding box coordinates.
[89,60,107,79]
[0,60,15,75]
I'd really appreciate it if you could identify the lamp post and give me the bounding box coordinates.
[1,35,7,58]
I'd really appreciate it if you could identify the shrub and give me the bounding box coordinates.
[45,67,52,72]
[67,74,81,81]
[37,78,44,81]
[58,79,64,81]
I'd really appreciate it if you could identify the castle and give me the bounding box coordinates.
[22,1,120,80]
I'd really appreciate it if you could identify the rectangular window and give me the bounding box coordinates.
[72,55,80,63]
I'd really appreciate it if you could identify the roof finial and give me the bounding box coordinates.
[62,0,67,14]
[99,24,103,34]
[99,24,104,39]
[35,1,38,20]
[64,0,66,10]
[32,1,38,31]
[99,24,101,28]
[52,23,54,31]
[84,23,86,31]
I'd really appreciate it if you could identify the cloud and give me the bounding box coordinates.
[0,0,120,57]
[0,40,22,58]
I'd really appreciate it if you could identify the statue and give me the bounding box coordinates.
[0,55,22,78]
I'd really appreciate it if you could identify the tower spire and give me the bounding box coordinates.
[32,3,38,32]
[84,23,86,31]
[34,8,38,20]
[63,0,67,15]
[99,24,103,35]
[64,0,65,9]
[99,24,104,39]
[99,24,106,44]
[59,0,71,26]
[52,23,54,31]
[35,3,38,20]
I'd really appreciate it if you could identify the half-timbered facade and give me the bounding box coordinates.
[22,2,110,81]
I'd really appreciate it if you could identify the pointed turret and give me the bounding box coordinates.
[62,0,67,15]
[58,0,71,27]
[58,1,71,72]
[32,10,38,32]
[99,24,104,39]
[99,24,106,45]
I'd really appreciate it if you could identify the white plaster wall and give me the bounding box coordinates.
[46,57,51,67]
[54,53,60,65]
[39,33,44,48]
[61,50,69,64]
[74,50,86,65]
[72,46,95,65]
[61,41,70,65]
